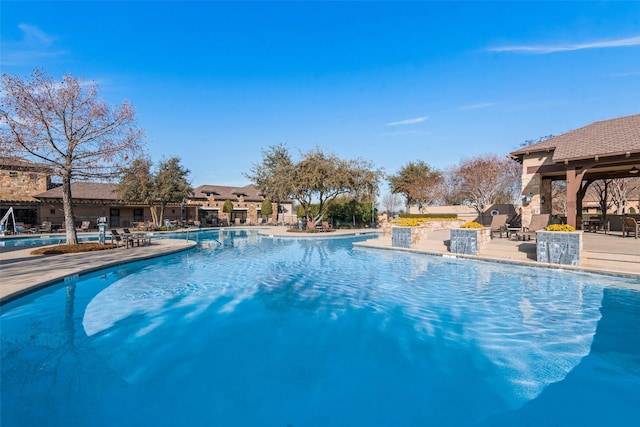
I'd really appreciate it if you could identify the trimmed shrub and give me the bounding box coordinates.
[399,213,458,220]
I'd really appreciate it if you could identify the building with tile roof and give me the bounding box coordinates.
[189,184,294,226]
[509,114,640,228]
[1,156,295,230]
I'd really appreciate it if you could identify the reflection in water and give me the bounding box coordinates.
[2,230,638,426]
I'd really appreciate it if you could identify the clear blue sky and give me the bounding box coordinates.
[2,1,639,189]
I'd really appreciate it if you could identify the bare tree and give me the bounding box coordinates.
[609,178,640,214]
[0,69,144,244]
[551,180,567,216]
[448,154,520,215]
[381,193,402,218]
[587,180,614,221]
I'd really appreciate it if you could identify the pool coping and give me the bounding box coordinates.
[352,241,640,282]
[2,226,638,305]
[0,239,197,305]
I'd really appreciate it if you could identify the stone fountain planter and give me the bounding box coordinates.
[391,226,427,248]
[449,227,491,255]
[536,231,583,266]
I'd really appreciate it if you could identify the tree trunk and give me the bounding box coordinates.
[62,175,79,245]
[150,205,159,226]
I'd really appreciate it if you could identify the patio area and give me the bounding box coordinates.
[355,228,640,278]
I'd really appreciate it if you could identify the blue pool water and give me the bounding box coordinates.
[1,230,639,426]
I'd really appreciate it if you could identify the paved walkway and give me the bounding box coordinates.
[1,226,638,304]
[1,238,197,304]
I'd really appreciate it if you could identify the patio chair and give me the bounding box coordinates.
[122,228,151,246]
[489,214,509,239]
[109,229,129,248]
[39,221,52,233]
[77,220,91,232]
[622,217,639,239]
[518,214,550,241]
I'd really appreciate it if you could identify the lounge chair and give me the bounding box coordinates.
[622,217,639,239]
[77,220,91,232]
[39,221,52,233]
[518,214,550,241]
[109,229,129,248]
[322,221,332,231]
[489,214,509,239]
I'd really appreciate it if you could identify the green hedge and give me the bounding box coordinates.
[399,213,458,219]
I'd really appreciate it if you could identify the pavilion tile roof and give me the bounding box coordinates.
[34,182,120,200]
[509,114,640,163]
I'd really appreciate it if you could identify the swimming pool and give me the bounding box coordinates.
[1,230,639,426]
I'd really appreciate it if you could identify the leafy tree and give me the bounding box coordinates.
[447,154,520,214]
[118,156,192,226]
[388,161,443,211]
[246,144,382,226]
[246,144,293,206]
[261,199,273,219]
[223,199,234,222]
[0,69,144,244]
[154,157,192,225]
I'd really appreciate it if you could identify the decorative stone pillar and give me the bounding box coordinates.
[392,226,413,248]
[536,231,583,266]
[449,227,491,255]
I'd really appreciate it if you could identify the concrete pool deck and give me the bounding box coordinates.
[0,238,197,304]
[1,226,638,304]
[349,228,640,279]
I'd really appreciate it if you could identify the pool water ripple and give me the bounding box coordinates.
[2,230,639,426]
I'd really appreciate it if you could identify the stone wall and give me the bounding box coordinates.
[0,169,49,201]
[536,231,583,266]
[449,227,491,255]
[382,219,465,237]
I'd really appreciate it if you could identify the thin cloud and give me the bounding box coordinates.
[384,116,428,126]
[458,102,495,111]
[18,23,57,45]
[0,24,66,66]
[488,35,640,54]
[380,130,423,137]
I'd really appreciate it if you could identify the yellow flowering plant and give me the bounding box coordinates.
[390,218,425,227]
[460,221,483,229]
[545,224,576,232]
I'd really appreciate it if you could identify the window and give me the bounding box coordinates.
[50,209,56,214]
[9,172,18,178]
[30,174,38,180]
[133,208,143,222]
